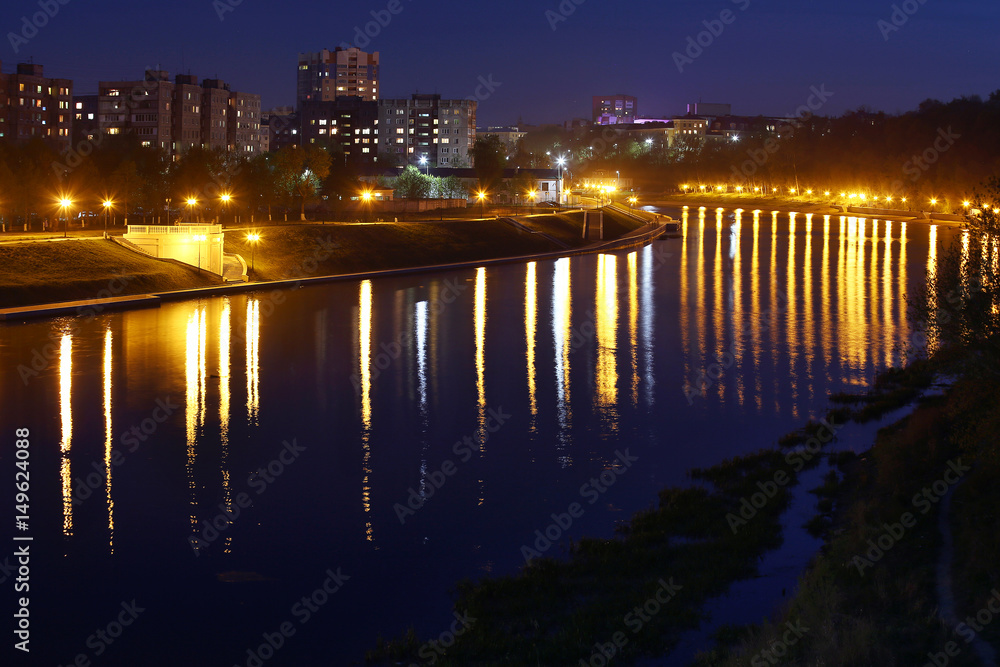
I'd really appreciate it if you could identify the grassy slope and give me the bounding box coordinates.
[697,359,999,666]
[0,239,217,309]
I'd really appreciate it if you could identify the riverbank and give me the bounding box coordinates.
[695,350,1000,665]
[0,209,650,313]
[365,349,1000,665]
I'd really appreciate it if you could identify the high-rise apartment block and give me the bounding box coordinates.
[75,70,262,157]
[0,61,73,151]
[297,47,379,109]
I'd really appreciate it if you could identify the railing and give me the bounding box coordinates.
[125,224,222,235]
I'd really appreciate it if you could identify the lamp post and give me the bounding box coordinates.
[186,197,198,222]
[59,197,72,238]
[556,156,566,206]
[628,196,637,212]
[419,156,428,175]
[165,197,172,225]
[361,190,372,223]
[477,190,487,218]
[246,233,260,278]
[103,200,113,237]
[220,193,232,226]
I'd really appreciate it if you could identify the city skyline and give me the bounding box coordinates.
[1,0,997,126]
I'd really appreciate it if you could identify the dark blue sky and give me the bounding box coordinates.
[2,0,997,125]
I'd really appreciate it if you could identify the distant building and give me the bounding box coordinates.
[0,61,73,151]
[687,102,731,117]
[363,167,563,203]
[263,106,297,152]
[378,94,476,168]
[78,70,263,157]
[593,94,638,125]
[478,126,525,154]
[300,97,379,166]
[297,47,379,109]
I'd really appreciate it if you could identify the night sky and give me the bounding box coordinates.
[1,0,997,126]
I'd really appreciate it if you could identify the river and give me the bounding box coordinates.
[0,208,956,665]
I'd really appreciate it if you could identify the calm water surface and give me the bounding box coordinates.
[0,209,956,665]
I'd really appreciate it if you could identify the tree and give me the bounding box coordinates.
[273,146,332,220]
[439,175,467,200]
[394,166,432,200]
[471,134,507,191]
[110,160,142,224]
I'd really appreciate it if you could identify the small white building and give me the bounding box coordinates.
[123,223,225,275]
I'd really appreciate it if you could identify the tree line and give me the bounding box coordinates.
[509,91,1000,212]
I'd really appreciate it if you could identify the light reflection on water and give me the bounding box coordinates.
[0,209,959,665]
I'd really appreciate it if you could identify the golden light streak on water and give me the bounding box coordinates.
[787,212,798,417]
[60,333,73,537]
[697,209,707,361]
[359,280,373,541]
[714,209,724,400]
[219,299,232,553]
[246,299,260,425]
[803,213,814,405]
[883,222,894,367]
[525,262,537,430]
[104,328,113,552]
[771,212,779,413]
[822,216,832,385]
[680,208,690,386]
[731,211,744,406]
[475,267,487,452]
[628,251,639,406]
[751,211,762,411]
[595,254,619,428]
[185,310,200,531]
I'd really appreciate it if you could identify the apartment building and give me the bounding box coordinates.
[0,60,73,151]
[297,47,379,109]
[77,70,262,156]
[378,94,476,167]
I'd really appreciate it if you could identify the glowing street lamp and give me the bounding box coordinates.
[477,190,487,218]
[58,197,73,238]
[186,197,198,222]
[102,199,114,236]
[930,198,938,209]
[628,196,638,211]
[361,189,373,222]
[246,232,261,278]
[419,156,429,175]
[556,156,567,204]
[220,193,232,225]
[528,190,537,207]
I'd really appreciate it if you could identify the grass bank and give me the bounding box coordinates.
[0,239,216,309]
[0,210,648,310]
[695,353,1000,666]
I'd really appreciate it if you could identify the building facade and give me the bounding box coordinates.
[297,47,379,109]
[77,70,262,157]
[300,97,379,166]
[0,61,73,151]
[593,94,638,125]
[378,94,476,167]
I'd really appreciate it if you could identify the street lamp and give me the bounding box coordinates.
[165,197,172,225]
[528,190,537,208]
[556,156,567,205]
[628,196,638,212]
[186,197,198,222]
[477,190,487,218]
[59,197,73,238]
[220,193,232,226]
[361,189,372,222]
[419,156,429,175]
[102,199,113,237]
[246,233,260,278]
